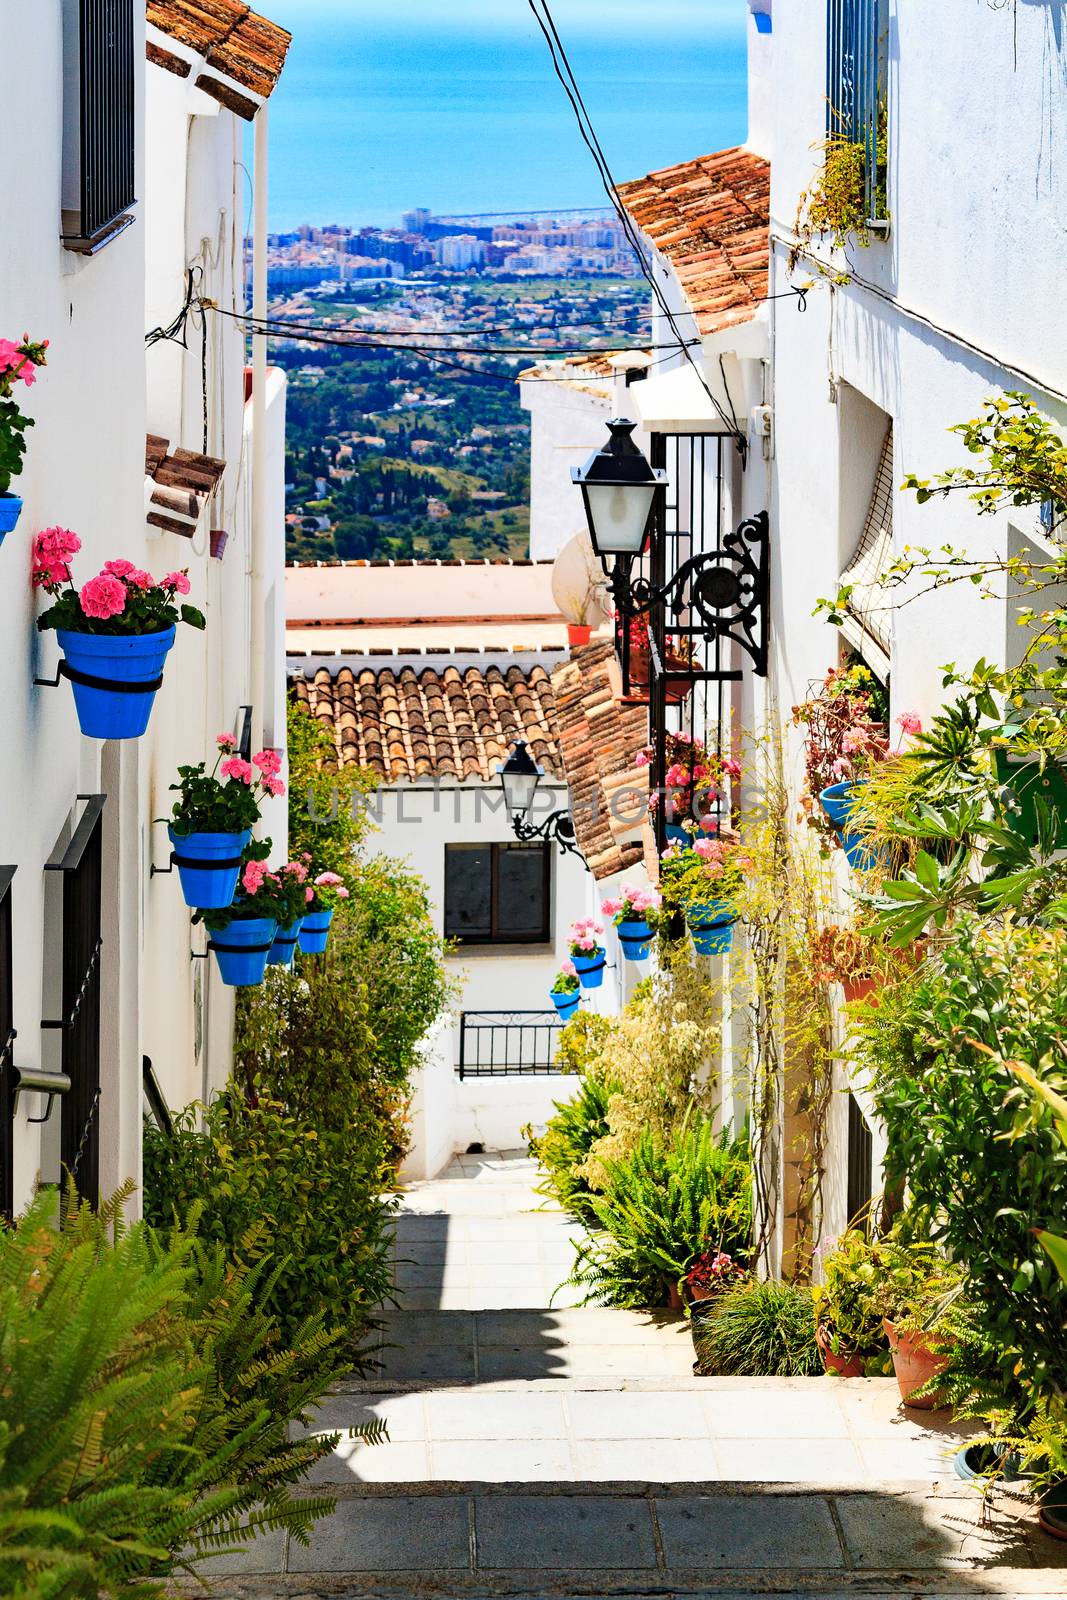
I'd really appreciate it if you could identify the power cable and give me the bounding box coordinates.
[525,0,746,451]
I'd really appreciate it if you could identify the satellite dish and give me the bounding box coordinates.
[551,531,611,628]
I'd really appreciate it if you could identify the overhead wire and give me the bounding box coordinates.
[524,0,747,452]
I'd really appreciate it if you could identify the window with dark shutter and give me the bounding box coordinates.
[444,843,550,944]
[61,0,137,254]
[846,1092,874,1226]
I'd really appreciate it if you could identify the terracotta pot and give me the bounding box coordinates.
[883,1319,948,1408]
[567,623,592,647]
[816,1322,865,1378]
[842,975,877,1005]
[627,647,690,705]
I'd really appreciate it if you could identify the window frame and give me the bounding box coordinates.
[825,0,889,229]
[444,841,551,946]
[61,0,138,255]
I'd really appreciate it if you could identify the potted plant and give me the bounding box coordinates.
[0,334,48,535]
[567,917,607,988]
[793,664,889,866]
[549,960,581,1020]
[659,837,747,956]
[681,1247,747,1356]
[164,736,285,909]
[601,884,661,962]
[813,1229,894,1377]
[267,860,313,967]
[197,855,290,988]
[33,534,205,739]
[623,614,691,704]
[298,870,349,955]
[639,730,741,847]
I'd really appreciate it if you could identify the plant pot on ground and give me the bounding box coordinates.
[883,1318,949,1409]
[816,1321,866,1378]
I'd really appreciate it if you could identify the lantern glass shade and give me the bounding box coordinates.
[582,481,658,557]
[498,740,543,820]
[571,418,666,561]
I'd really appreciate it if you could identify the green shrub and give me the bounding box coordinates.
[695,1279,822,1377]
[561,1118,752,1308]
[235,858,453,1168]
[286,696,377,884]
[529,1074,618,1224]
[0,1190,357,1599]
[144,1088,397,1353]
[855,917,1067,1407]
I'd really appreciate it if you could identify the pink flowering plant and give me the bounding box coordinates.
[552,957,580,996]
[305,866,351,914]
[197,852,308,932]
[33,536,205,636]
[567,916,604,960]
[167,735,286,836]
[658,836,751,921]
[637,729,742,832]
[600,883,662,927]
[0,334,48,495]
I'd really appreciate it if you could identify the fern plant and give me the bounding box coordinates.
[529,1074,618,1224]
[558,1118,752,1309]
[0,1190,375,1598]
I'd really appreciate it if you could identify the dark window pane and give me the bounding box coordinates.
[444,845,492,940]
[496,845,548,939]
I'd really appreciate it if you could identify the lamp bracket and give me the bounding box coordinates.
[608,510,769,678]
[510,808,588,867]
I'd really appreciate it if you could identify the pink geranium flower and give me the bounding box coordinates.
[79,573,126,621]
[126,569,154,590]
[262,775,286,797]
[561,957,576,976]
[242,859,268,895]
[896,710,923,737]
[221,757,254,785]
[315,871,344,887]
[216,731,237,750]
[253,749,283,777]
[336,886,350,900]
[103,558,136,578]
[163,571,191,595]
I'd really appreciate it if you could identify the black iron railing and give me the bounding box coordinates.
[44,795,105,1206]
[457,1010,565,1078]
[62,0,137,253]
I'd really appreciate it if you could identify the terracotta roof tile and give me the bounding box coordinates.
[549,641,649,880]
[147,0,291,113]
[616,147,770,337]
[145,434,225,537]
[291,663,562,784]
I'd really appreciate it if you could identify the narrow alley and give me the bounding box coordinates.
[188,1154,1067,1597]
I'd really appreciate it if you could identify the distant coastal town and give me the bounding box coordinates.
[262,208,651,567]
[265,206,642,291]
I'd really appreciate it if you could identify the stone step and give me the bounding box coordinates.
[184,1481,1066,1595]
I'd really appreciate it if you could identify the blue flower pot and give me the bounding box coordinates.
[819,781,888,873]
[268,919,304,967]
[665,823,693,848]
[299,906,334,954]
[550,987,580,1021]
[571,947,607,989]
[617,917,652,961]
[208,916,277,987]
[167,826,251,910]
[687,901,735,956]
[55,626,175,740]
[0,493,22,538]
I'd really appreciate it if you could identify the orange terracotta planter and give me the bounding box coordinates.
[842,975,877,1005]
[816,1323,865,1378]
[883,1319,948,1408]
[567,623,592,647]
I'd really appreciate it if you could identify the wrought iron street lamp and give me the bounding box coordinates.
[497,741,586,863]
[571,417,667,561]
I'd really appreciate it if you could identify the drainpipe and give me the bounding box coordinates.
[249,101,269,757]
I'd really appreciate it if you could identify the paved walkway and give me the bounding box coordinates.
[190,1152,1067,1596]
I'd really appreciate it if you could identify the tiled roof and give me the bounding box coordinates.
[550,641,649,880]
[145,433,225,536]
[616,147,770,337]
[147,1,291,118]
[292,663,561,783]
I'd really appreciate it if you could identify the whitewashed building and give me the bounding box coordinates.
[1,0,290,1219]
[287,559,653,1173]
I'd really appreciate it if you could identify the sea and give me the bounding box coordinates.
[262,0,749,231]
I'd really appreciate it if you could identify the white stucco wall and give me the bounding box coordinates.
[2,14,287,1216]
[519,379,612,561]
